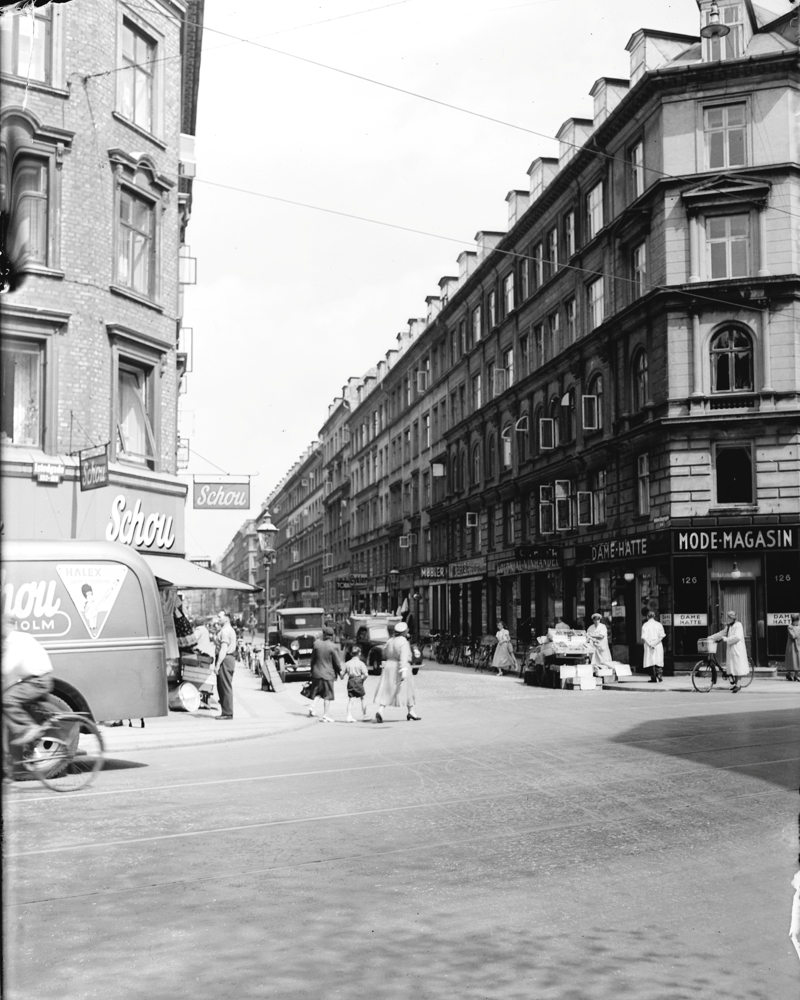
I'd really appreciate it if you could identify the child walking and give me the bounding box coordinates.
[343,646,369,722]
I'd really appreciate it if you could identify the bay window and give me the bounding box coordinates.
[707,214,749,279]
[704,104,746,170]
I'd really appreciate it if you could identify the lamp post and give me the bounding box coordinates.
[389,568,399,617]
[256,512,278,637]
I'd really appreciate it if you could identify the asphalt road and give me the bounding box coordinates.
[5,666,800,1000]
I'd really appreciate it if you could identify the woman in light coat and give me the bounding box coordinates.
[491,621,517,676]
[587,613,613,668]
[373,622,421,723]
[709,610,750,693]
[785,614,800,681]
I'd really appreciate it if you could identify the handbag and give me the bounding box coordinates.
[300,680,315,700]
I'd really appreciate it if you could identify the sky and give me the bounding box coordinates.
[180,0,701,562]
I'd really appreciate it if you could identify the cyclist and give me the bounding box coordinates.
[2,613,55,746]
[708,609,749,693]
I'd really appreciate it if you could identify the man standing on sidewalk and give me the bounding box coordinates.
[642,611,666,683]
[214,610,237,720]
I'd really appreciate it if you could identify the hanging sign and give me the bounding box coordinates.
[192,480,250,510]
[33,462,65,484]
[79,445,109,492]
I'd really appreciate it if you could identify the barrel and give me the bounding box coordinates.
[168,681,201,713]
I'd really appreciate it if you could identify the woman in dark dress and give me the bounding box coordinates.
[307,627,342,722]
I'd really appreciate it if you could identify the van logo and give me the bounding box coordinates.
[56,565,128,639]
[0,575,72,637]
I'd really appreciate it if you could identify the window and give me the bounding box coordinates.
[472,306,482,344]
[487,506,496,549]
[459,320,468,355]
[488,290,497,330]
[120,19,156,132]
[520,256,530,300]
[503,348,514,388]
[422,413,431,448]
[548,312,560,359]
[585,373,603,430]
[632,242,647,297]
[588,278,604,331]
[704,3,744,61]
[539,485,554,534]
[117,363,156,467]
[501,425,513,469]
[472,374,482,411]
[711,327,753,393]
[472,443,481,485]
[630,141,644,199]
[520,333,530,378]
[637,454,650,515]
[632,349,649,410]
[486,432,496,479]
[592,469,607,524]
[587,182,603,240]
[715,444,753,504]
[423,471,431,507]
[0,5,51,82]
[533,324,544,368]
[565,211,576,258]
[704,104,746,170]
[1,338,42,446]
[117,187,155,297]
[515,414,529,462]
[539,412,555,451]
[486,361,495,401]
[403,428,411,462]
[503,272,515,315]
[547,227,558,277]
[565,298,577,343]
[561,389,576,444]
[450,329,458,365]
[707,214,749,279]
[9,157,48,266]
[533,243,544,288]
[412,421,419,457]
[503,500,514,546]
[555,480,572,530]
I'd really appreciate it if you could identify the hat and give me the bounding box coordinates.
[591,613,602,621]
[393,621,408,634]
[323,626,334,637]
[726,610,737,619]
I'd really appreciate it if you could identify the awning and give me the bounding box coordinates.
[141,554,261,592]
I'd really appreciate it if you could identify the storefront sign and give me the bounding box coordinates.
[767,613,793,626]
[193,481,250,510]
[661,614,672,627]
[335,573,368,590]
[79,446,109,492]
[33,462,65,484]
[674,613,707,627]
[576,533,666,563]
[675,528,796,552]
[514,546,561,562]
[419,565,448,580]
[106,495,176,551]
[448,557,487,580]
[612,606,626,618]
[191,558,212,570]
[497,555,560,575]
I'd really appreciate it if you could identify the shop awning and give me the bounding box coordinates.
[141,554,261,592]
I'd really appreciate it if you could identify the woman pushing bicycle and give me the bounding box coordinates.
[708,609,750,693]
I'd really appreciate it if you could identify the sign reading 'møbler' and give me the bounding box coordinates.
[192,481,250,510]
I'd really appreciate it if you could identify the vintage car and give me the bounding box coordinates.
[343,615,423,674]
[267,607,325,680]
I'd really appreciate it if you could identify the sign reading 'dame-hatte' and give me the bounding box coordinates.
[192,481,250,510]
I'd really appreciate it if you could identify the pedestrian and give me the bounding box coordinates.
[642,610,666,683]
[554,617,571,632]
[492,621,517,676]
[2,613,55,747]
[214,609,237,720]
[373,621,421,723]
[709,610,749,693]
[588,613,613,668]
[784,613,800,681]
[307,626,342,722]
[342,645,369,722]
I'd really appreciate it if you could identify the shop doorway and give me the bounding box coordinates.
[470,581,483,637]
[718,581,754,663]
[500,578,514,634]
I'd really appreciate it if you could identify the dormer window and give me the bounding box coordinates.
[703,3,744,62]
[704,104,746,170]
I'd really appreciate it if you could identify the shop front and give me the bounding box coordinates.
[498,547,562,641]
[447,557,487,637]
[418,564,447,636]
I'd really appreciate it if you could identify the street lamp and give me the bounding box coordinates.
[256,512,278,636]
[700,1,730,39]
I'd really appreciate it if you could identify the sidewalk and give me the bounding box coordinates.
[600,674,800,694]
[100,668,316,753]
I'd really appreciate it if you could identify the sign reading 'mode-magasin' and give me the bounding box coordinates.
[192,481,250,510]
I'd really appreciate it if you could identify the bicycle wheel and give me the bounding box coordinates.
[737,658,755,690]
[691,659,715,693]
[27,715,105,792]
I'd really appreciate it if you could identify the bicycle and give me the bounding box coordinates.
[2,703,105,792]
[691,637,755,693]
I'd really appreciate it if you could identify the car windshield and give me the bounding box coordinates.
[280,614,323,630]
[368,626,390,641]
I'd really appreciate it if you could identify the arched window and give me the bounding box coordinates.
[587,372,604,430]
[472,443,481,484]
[632,349,649,411]
[710,327,753,392]
[549,397,561,447]
[515,414,529,462]
[501,424,513,469]
[561,389,576,443]
[486,431,496,479]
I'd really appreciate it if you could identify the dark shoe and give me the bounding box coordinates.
[648,678,657,683]
[731,684,740,693]
[657,677,664,683]
[374,712,383,724]
[407,711,421,721]
[214,715,233,721]
[10,724,45,747]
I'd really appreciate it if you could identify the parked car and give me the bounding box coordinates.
[343,615,423,674]
[267,607,325,680]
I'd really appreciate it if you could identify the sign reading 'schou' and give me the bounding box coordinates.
[192,482,250,510]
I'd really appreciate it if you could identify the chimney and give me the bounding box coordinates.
[590,77,630,126]
[457,250,477,283]
[506,190,531,228]
[527,157,559,202]
[475,230,505,263]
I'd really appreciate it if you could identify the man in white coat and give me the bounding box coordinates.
[641,611,666,683]
[710,610,750,693]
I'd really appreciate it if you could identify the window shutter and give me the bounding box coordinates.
[540,484,554,503]
[416,371,428,392]
[292,578,299,591]
[466,512,478,527]
[303,575,311,589]
[291,549,299,563]
[399,535,410,548]
[577,491,593,526]
[539,417,555,450]
[582,395,598,431]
